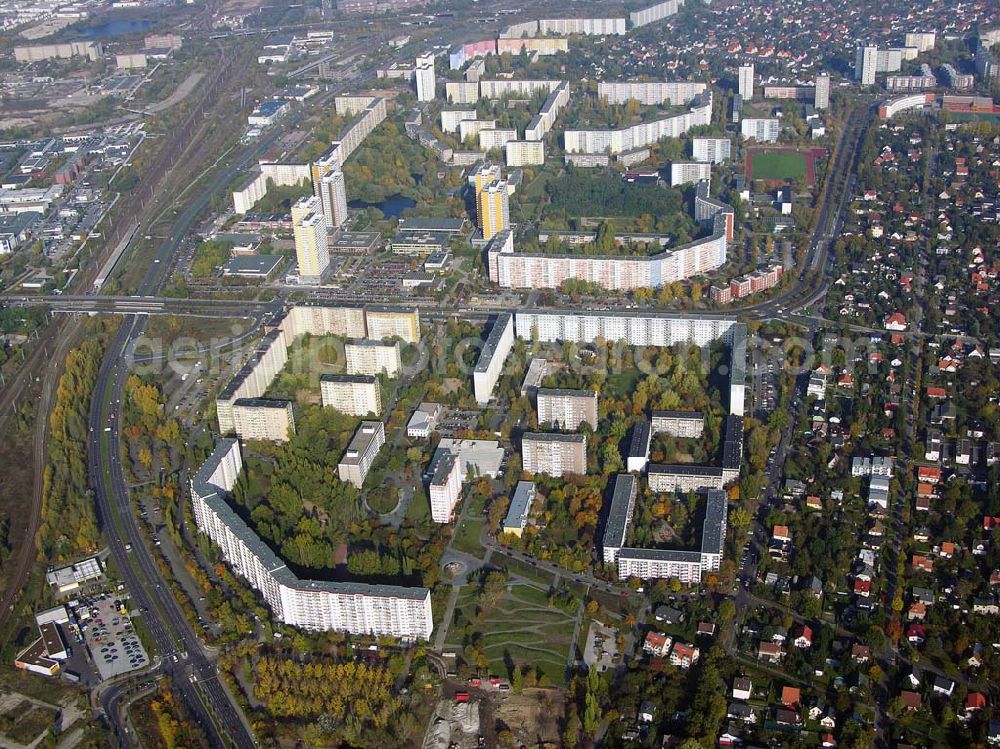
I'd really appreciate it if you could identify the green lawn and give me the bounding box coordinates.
[446,583,578,685]
[452,517,484,556]
[751,150,807,181]
[605,368,644,399]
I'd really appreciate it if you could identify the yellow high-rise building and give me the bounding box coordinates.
[291,195,329,284]
[476,181,509,240]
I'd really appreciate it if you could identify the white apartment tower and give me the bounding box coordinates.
[291,195,328,284]
[814,74,830,110]
[429,452,463,523]
[416,54,435,101]
[738,64,755,100]
[856,46,876,85]
[318,170,349,228]
[692,137,731,164]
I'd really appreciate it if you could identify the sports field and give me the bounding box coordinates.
[749,150,808,181]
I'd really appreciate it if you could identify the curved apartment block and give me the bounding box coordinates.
[191,439,433,639]
[487,180,733,291]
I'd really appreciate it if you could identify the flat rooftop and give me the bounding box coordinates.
[474,312,513,374]
[503,481,536,529]
[320,374,377,384]
[340,421,384,466]
[222,255,282,277]
[232,397,293,409]
[537,387,597,399]
[522,432,586,444]
[627,420,651,458]
[602,474,637,549]
[397,217,467,233]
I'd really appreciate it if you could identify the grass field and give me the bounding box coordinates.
[446,583,577,685]
[750,150,807,181]
[452,516,484,557]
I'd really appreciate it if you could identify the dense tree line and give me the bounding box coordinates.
[252,656,405,746]
[40,337,103,560]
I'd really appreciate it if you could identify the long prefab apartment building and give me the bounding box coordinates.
[191,440,432,638]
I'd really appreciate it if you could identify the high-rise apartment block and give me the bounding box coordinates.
[814,74,830,110]
[318,170,348,228]
[320,374,382,416]
[855,45,879,85]
[415,54,435,101]
[191,440,432,638]
[476,181,509,240]
[692,137,731,164]
[521,433,587,477]
[487,181,731,292]
[504,140,545,167]
[670,161,712,186]
[905,32,936,52]
[345,339,402,378]
[564,92,712,155]
[524,81,570,141]
[365,306,421,343]
[602,474,638,564]
[429,452,463,523]
[536,388,598,430]
[629,0,683,28]
[338,421,386,488]
[536,17,626,35]
[614,490,727,582]
[738,64,755,100]
[216,330,288,434]
[479,128,518,152]
[441,108,477,133]
[740,118,780,143]
[473,312,515,405]
[855,45,903,85]
[941,63,974,89]
[291,195,328,284]
[231,398,296,442]
[598,80,707,106]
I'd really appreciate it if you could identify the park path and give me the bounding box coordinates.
[433,584,462,651]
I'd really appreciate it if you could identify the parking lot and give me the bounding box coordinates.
[78,596,150,681]
[582,621,619,672]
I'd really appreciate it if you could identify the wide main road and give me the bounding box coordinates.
[87,48,382,747]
